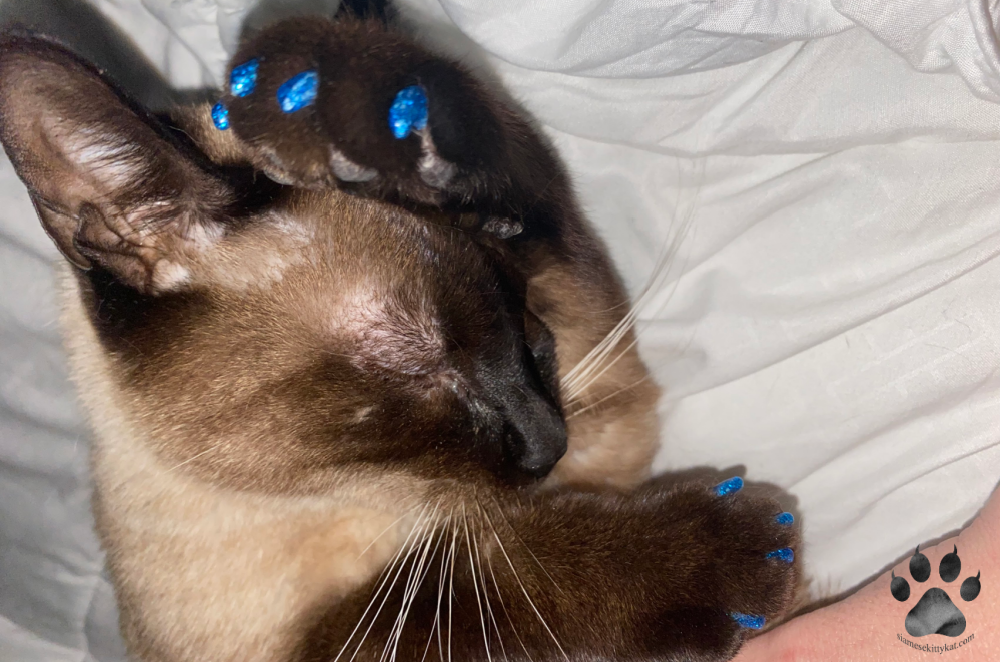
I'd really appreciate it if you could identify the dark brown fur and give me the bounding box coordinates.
[0,10,799,662]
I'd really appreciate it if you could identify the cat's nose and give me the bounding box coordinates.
[504,389,567,479]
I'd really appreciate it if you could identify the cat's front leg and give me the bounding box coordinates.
[298,479,800,662]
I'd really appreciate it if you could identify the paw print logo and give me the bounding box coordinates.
[890,546,981,637]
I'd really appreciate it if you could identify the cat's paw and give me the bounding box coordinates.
[629,477,801,660]
[660,477,801,637]
[213,17,513,207]
[706,477,800,632]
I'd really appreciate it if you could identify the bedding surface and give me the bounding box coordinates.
[3,0,1000,659]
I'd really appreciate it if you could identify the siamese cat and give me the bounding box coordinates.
[0,1,800,660]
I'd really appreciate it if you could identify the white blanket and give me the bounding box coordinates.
[3,0,1000,659]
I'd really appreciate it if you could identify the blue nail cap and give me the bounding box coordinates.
[766,547,795,563]
[714,476,744,497]
[731,612,766,630]
[277,70,319,113]
[211,102,229,130]
[230,58,259,97]
[775,512,794,526]
[389,85,428,139]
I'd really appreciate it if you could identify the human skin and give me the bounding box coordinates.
[735,487,1000,661]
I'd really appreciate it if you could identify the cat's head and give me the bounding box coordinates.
[0,35,566,499]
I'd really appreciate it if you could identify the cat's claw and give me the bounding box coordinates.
[230,58,259,97]
[711,479,795,563]
[211,102,229,130]
[730,612,766,630]
[389,85,429,139]
[714,476,744,497]
[215,19,514,203]
[277,71,319,113]
[766,547,795,563]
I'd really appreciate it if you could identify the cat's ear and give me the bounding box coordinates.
[0,35,231,293]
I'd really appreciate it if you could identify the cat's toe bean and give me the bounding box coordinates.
[765,547,795,563]
[713,476,744,497]
[730,612,766,630]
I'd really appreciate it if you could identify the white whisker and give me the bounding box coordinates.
[564,335,640,404]
[421,508,455,662]
[561,169,702,403]
[163,444,221,474]
[333,505,428,662]
[387,504,446,662]
[491,499,566,601]
[472,503,507,662]
[381,502,441,662]
[486,550,532,662]
[447,518,458,662]
[344,505,435,662]
[481,508,569,662]
[356,512,411,561]
[566,376,650,419]
[462,506,492,662]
